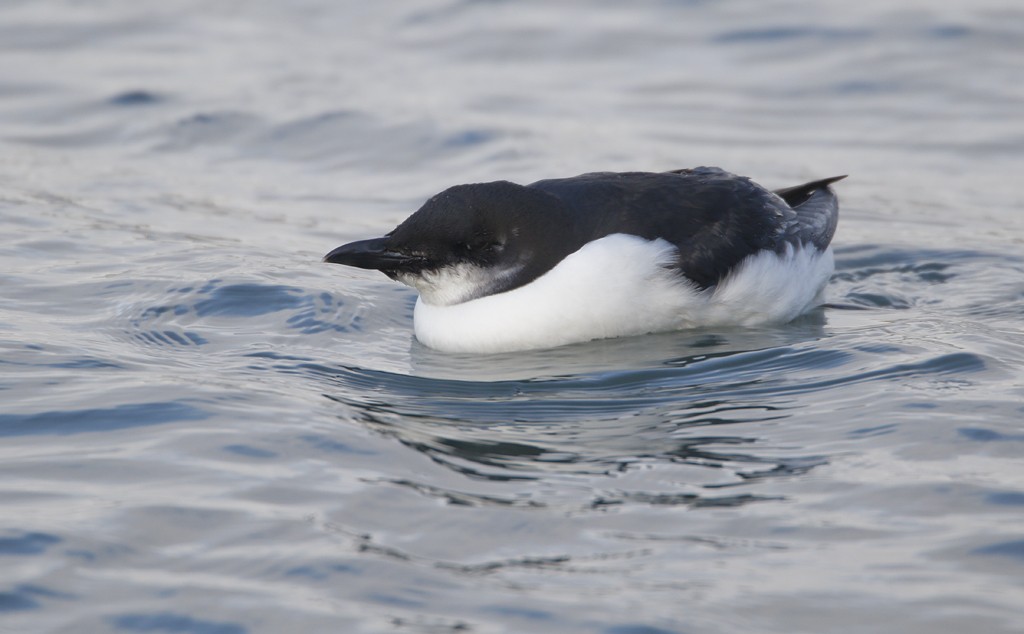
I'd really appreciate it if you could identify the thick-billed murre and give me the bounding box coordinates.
[324,166,845,353]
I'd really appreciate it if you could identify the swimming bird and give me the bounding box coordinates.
[324,166,845,353]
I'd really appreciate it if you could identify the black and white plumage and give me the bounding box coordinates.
[324,166,845,353]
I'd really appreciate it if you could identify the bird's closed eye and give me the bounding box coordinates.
[458,241,504,254]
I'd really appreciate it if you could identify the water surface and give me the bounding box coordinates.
[2,2,1023,633]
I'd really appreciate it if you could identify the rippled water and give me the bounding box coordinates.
[3,2,1024,633]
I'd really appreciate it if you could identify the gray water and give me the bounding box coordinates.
[2,2,1024,633]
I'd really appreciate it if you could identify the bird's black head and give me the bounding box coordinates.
[324,181,577,306]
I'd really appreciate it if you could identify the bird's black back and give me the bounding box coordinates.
[529,167,792,289]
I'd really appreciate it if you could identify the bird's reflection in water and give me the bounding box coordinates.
[314,320,832,508]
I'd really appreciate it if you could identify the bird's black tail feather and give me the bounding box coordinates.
[776,175,846,250]
[773,175,847,207]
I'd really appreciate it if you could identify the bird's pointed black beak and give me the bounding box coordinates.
[323,237,418,271]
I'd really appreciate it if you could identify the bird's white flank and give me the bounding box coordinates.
[413,233,833,353]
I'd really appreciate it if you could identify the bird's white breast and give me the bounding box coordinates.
[413,233,833,353]
[398,261,523,306]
